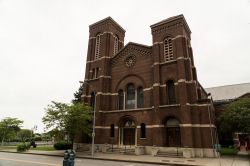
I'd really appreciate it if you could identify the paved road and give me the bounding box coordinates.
[0,152,169,166]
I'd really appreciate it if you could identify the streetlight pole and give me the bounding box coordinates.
[79,81,96,157]
[91,91,96,157]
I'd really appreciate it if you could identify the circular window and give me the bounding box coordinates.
[125,55,136,68]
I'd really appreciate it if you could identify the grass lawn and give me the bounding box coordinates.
[0,146,17,150]
[220,147,238,155]
[30,146,55,151]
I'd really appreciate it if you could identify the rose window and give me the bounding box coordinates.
[125,56,136,68]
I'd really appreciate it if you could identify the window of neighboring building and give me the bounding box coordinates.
[126,83,135,109]
[140,123,146,138]
[164,38,173,61]
[110,124,115,137]
[137,87,144,108]
[113,36,119,55]
[118,89,124,110]
[166,80,176,104]
[95,34,101,60]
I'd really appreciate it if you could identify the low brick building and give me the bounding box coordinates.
[80,15,217,157]
[206,83,250,150]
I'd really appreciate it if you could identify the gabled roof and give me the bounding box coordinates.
[89,16,126,33]
[150,14,191,33]
[111,42,152,65]
[123,42,151,50]
[112,42,151,58]
[205,82,250,101]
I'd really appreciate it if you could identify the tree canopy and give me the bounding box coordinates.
[219,97,250,134]
[17,129,32,142]
[42,101,92,143]
[72,85,83,104]
[0,117,23,145]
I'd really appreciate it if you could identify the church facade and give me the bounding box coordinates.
[81,15,217,157]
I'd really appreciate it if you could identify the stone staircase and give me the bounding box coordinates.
[156,149,183,158]
[74,143,91,154]
[106,146,135,155]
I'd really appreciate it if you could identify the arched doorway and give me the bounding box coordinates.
[120,120,136,146]
[165,118,181,147]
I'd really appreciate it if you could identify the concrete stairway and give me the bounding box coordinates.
[106,147,135,155]
[156,150,183,158]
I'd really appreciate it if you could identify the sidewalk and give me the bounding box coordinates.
[0,149,249,166]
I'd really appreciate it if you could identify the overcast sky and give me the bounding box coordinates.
[0,0,250,133]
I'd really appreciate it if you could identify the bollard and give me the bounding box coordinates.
[63,149,76,166]
[63,150,70,166]
[69,150,76,166]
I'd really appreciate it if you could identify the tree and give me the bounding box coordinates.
[46,129,64,142]
[42,101,68,131]
[219,98,250,134]
[43,101,92,143]
[65,102,92,143]
[0,117,23,146]
[72,85,83,104]
[17,129,32,142]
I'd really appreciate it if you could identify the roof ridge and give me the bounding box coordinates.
[206,82,250,89]
[150,14,191,34]
[89,16,125,32]
[111,42,152,59]
[126,42,151,48]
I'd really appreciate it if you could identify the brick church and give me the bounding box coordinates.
[80,15,217,157]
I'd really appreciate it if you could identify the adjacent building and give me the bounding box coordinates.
[206,83,250,151]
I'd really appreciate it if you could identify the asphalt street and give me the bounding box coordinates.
[0,152,170,166]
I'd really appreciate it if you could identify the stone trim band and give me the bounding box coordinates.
[83,79,196,93]
[95,124,216,129]
[152,35,187,45]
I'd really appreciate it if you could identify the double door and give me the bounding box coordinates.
[167,127,181,147]
[123,128,135,145]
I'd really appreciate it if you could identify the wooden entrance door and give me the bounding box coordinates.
[123,128,135,145]
[167,127,181,147]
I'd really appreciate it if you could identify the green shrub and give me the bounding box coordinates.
[53,141,72,150]
[17,143,31,152]
[220,147,238,155]
[34,137,42,141]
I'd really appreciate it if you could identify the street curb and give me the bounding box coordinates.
[0,150,202,166]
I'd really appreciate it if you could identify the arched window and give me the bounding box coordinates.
[113,35,119,55]
[90,92,95,108]
[118,89,124,110]
[140,123,146,138]
[164,38,173,61]
[124,120,135,127]
[166,80,176,104]
[95,34,101,60]
[110,124,115,137]
[137,87,144,108]
[126,83,135,109]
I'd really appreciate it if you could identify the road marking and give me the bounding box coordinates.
[0,157,60,166]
